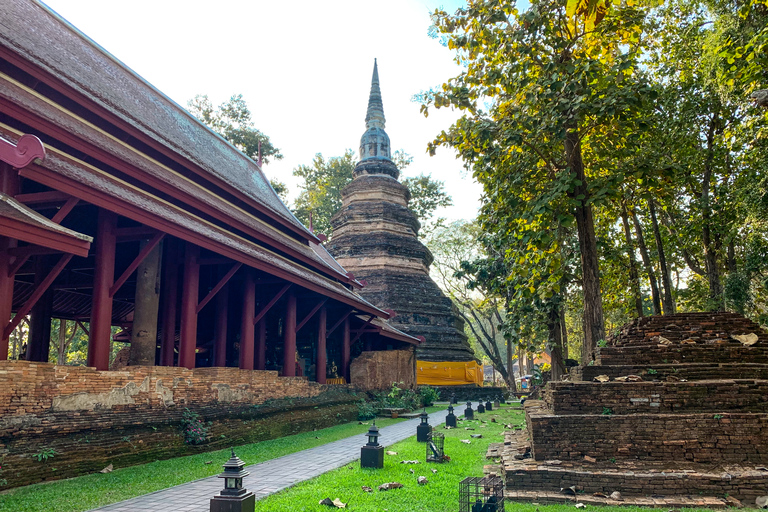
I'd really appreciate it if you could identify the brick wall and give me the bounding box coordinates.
[0,361,361,490]
[545,380,768,414]
[573,363,768,382]
[350,350,415,390]
[527,411,768,463]
[597,344,768,365]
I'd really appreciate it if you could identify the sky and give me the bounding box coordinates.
[40,0,481,224]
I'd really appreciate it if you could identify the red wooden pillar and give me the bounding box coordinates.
[239,272,255,370]
[178,243,200,369]
[282,293,297,376]
[159,240,179,366]
[342,316,350,383]
[88,209,117,370]
[0,164,16,360]
[213,284,229,367]
[316,307,327,384]
[0,237,13,360]
[255,319,266,370]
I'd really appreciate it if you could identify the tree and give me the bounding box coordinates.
[293,150,451,238]
[423,0,652,361]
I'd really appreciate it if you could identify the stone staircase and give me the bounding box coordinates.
[501,312,768,507]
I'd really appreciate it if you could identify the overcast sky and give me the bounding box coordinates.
[41,0,481,223]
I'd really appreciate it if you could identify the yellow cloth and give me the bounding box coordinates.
[326,377,346,385]
[416,360,484,386]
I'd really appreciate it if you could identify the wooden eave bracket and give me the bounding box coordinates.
[295,298,328,333]
[109,232,165,298]
[0,133,45,168]
[253,283,292,325]
[196,262,242,314]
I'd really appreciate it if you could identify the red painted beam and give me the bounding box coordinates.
[240,271,256,370]
[0,237,14,359]
[87,209,117,370]
[342,316,350,383]
[14,190,71,205]
[316,307,327,384]
[3,253,72,339]
[282,293,297,377]
[255,318,266,371]
[159,240,179,367]
[295,298,328,333]
[196,262,242,314]
[326,310,352,339]
[178,242,200,369]
[109,232,165,298]
[253,283,291,325]
[50,196,78,224]
[213,284,228,367]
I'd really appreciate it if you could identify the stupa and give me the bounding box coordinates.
[328,60,476,364]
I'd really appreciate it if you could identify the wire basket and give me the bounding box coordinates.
[426,431,446,463]
[459,476,504,512]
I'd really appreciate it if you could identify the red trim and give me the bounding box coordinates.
[0,215,90,258]
[196,262,241,314]
[3,253,71,338]
[109,232,165,297]
[253,283,291,325]
[0,133,45,168]
[50,197,78,224]
[295,298,328,333]
[15,191,71,205]
[87,209,116,370]
[0,47,319,244]
[18,161,385,317]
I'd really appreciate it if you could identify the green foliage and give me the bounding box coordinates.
[187,94,282,164]
[180,409,208,445]
[417,386,440,407]
[32,448,57,462]
[601,407,614,415]
[714,414,724,420]
[597,339,608,348]
[356,400,378,421]
[292,150,451,239]
[647,368,658,375]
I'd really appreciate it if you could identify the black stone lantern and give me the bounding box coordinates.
[485,398,493,411]
[361,421,384,468]
[477,401,485,414]
[446,404,457,428]
[210,450,255,512]
[450,392,457,405]
[416,408,432,442]
[464,401,474,420]
[494,396,501,408]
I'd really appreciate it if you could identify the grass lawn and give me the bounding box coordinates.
[0,407,442,512]
[254,404,722,512]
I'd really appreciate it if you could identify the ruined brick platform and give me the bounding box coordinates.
[501,312,768,507]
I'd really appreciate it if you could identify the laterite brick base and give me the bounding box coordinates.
[0,361,361,490]
[501,312,768,506]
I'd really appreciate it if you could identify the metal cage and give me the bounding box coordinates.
[459,476,504,512]
[426,431,446,463]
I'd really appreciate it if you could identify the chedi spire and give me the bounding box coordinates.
[359,59,392,164]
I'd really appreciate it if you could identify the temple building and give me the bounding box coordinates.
[328,61,481,386]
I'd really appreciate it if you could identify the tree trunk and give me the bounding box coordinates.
[631,208,662,315]
[702,112,724,310]
[565,129,605,363]
[559,307,569,360]
[620,203,644,317]
[649,199,675,315]
[57,319,67,364]
[129,240,163,366]
[548,305,565,381]
[727,242,737,273]
[506,336,518,392]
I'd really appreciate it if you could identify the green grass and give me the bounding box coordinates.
[0,408,440,512]
[254,405,525,511]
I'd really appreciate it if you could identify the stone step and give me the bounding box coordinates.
[504,489,730,508]
[504,459,767,507]
[527,407,768,464]
[597,343,768,366]
[573,363,768,382]
[544,380,768,415]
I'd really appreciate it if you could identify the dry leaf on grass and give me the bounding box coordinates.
[399,460,419,464]
[386,451,398,456]
[361,486,373,492]
[100,464,113,473]
[610,491,623,501]
[470,434,483,438]
[732,333,759,346]
[575,503,586,509]
[461,439,471,444]
[378,482,403,491]
[417,476,428,485]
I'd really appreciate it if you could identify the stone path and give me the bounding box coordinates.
[90,407,450,512]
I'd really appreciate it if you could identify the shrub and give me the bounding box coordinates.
[357,400,377,421]
[180,408,208,445]
[417,386,440,407]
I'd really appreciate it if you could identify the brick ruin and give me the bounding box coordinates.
[0,361,361,489]
[499,312,768,507]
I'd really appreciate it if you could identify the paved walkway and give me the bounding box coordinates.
[90,407,451,512]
